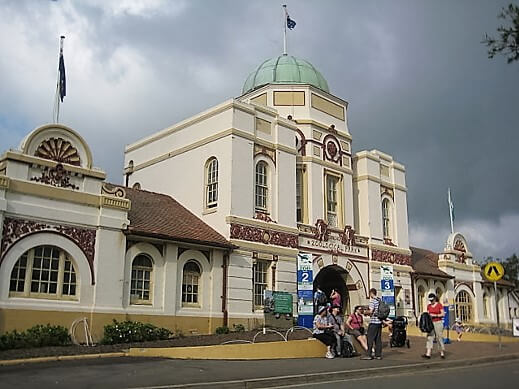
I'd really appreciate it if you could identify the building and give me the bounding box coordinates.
[1,54,517,339]
[0,123,234,338]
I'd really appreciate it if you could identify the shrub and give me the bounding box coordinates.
[232,324,246,333]
[215,326,230,335]
[101,320,172,345]
[0,324,71,350]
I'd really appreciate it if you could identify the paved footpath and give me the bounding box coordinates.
[1,336,518,389]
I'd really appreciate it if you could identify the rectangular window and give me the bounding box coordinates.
[296,168,303,223]
[253,260,268,308]
[326,175,339,227]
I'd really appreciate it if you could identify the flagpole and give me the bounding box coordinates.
[53,36,65,123]
[283,5,287,55]
[448,188,454,234]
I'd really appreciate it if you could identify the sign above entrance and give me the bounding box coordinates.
[298,231,368,259]
[483,261,504,282]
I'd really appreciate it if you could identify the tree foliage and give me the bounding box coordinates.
[481,254,519,288]
[482,3,519,63]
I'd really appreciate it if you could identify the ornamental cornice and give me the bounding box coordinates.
[1,151,106,179]
[371,248,412,266]
[229,223,298,249]
[0,217,97,284]
[225,215,299,234]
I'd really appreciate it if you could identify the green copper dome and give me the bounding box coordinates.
[242,55,329,95]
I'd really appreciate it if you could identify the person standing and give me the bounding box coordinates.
[330,289,341,308]
[453,318,464,342]
[313,286,328,315]
[361,288,383,360]
[422,293,445,359]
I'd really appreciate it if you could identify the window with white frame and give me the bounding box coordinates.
[206,158,218,208]
[130,254,153,304]
[9,245,77,299]
[255,161,268,211]
[325,174,339,227]
[382,198,391,238]
[182,261,201,305]
[455,290,473,323]
[253,260,269,308]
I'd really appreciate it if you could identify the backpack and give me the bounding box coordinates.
[340,339,355,358]
[376,298,390,320]
[419,312,434,333]
[315,290,327,306]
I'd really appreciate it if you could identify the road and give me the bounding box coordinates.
[270,360,519,389]
[0,357,517,389]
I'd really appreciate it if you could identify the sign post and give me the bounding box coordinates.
[297,253,314,328]
[483,261,505,350]
[380,265,395,318]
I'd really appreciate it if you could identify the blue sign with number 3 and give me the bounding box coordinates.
[381,279,394,290]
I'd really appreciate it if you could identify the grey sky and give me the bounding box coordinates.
[0,0,517,260]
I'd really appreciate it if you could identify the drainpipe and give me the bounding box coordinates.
[222,252,229,327]
[410,273,417,325]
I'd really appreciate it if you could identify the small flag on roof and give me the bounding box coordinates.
[283,5,296,30]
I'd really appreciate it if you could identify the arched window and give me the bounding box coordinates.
[255,161,268,211]
[130,254,153,304]
[9,245,77,299]
[382,198,391,239]
[455,290,473,322]
[483,293,490,318]
[435,287,444,304]
[417,286,426,314]
[205,158,218,208]
[182,261,201,305]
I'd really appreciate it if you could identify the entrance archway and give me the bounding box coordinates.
[313,265,350,314]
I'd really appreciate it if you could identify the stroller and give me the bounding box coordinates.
[389,316,410,348]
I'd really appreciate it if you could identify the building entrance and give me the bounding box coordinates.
[313,265,350,314]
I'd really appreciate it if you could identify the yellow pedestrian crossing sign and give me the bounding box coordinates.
[484,261,504,282]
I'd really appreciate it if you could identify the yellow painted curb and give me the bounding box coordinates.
[407,326,519,343]
[0,352,128,366]
[129,339,327,360]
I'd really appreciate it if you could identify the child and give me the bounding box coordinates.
[453,318,464,341]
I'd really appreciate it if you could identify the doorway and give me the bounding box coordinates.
[313,265,350,314]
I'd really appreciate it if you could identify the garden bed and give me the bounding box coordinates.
[0,328,312,361]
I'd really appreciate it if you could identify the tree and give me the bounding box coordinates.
[481,254,519,288]
[502,254,519,288]
[482,3,519,63]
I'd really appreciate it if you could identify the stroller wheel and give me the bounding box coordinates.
[406,339,410,348]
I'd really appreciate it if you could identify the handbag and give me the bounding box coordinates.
[353,313,365,335]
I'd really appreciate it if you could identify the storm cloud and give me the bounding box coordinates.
[0,0,517,260]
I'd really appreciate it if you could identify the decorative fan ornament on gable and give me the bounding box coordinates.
[35,137,81,166]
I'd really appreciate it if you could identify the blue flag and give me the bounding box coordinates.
[58,51,66,102]
[287,15,296,30]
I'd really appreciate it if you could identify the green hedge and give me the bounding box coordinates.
[0,324,71,350]
[101,319,172,345]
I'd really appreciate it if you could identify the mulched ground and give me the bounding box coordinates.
[0,328,311,361]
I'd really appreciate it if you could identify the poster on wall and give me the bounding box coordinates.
[297,253,314,325]
[380,265,396,318]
